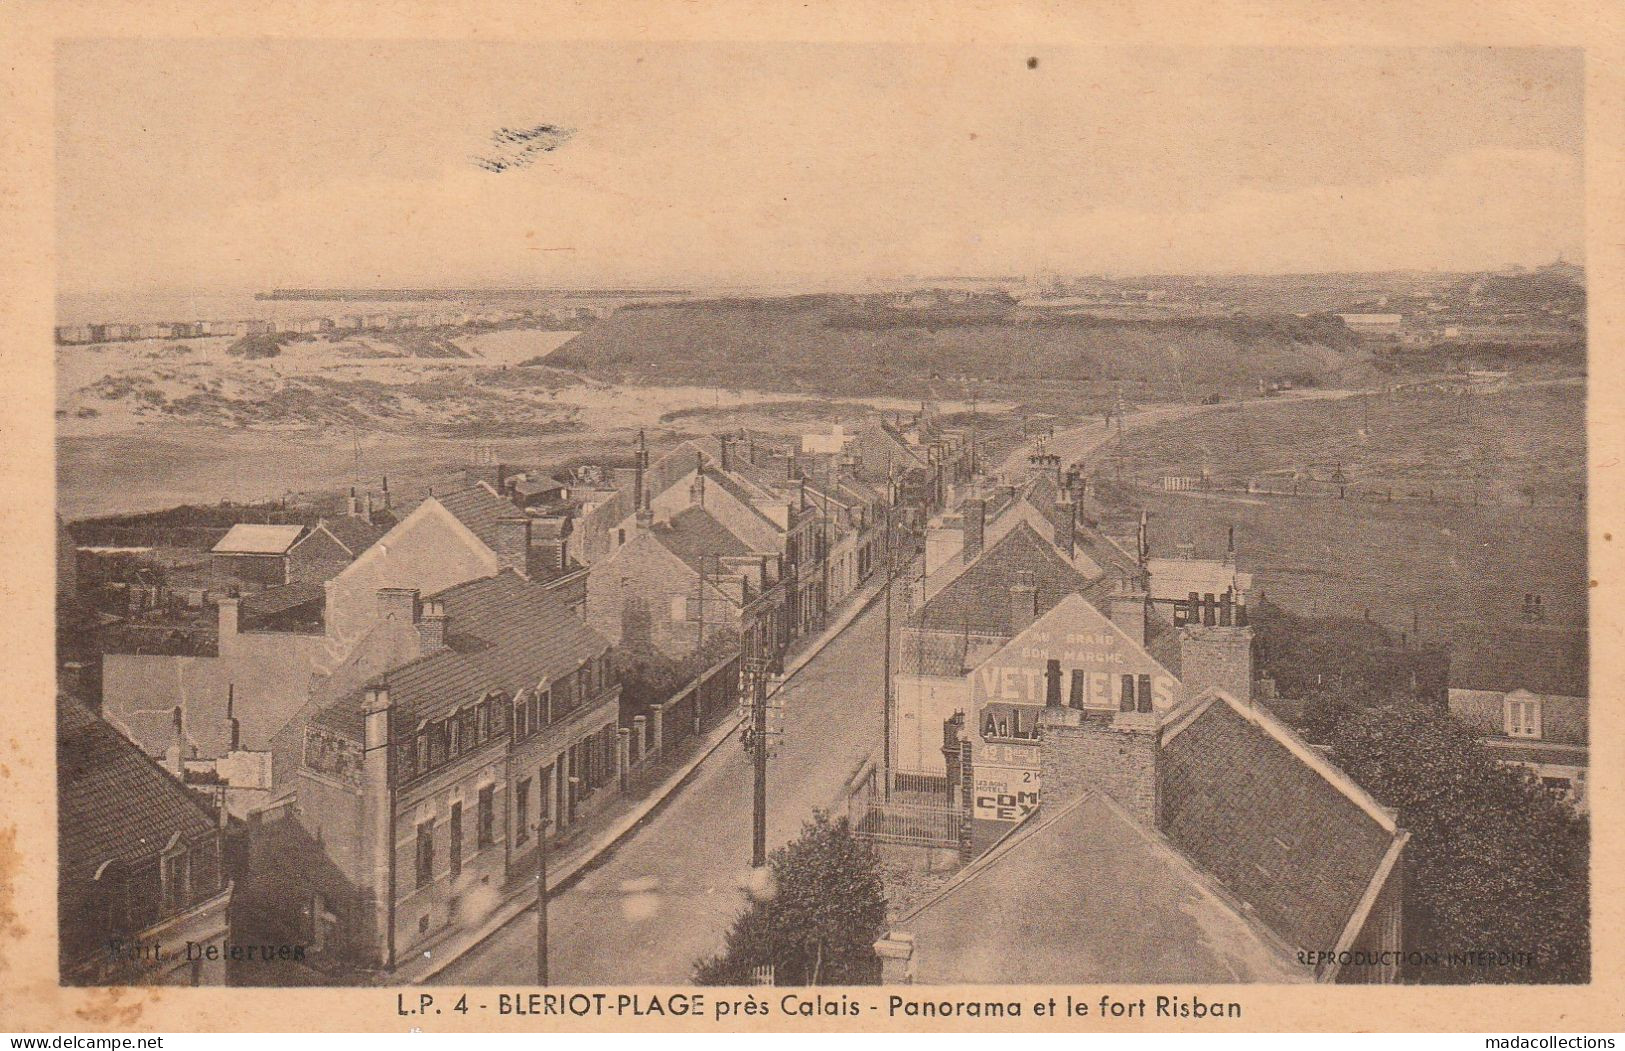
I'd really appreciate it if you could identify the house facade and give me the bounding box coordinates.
[288,571,622,969]
[58,695,233,986]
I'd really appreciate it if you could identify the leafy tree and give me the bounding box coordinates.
[1328,702,1589,983]
[694,811,888,986]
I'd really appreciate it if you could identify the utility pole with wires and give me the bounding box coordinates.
[881,464,896,802]
[739,655,781,868]
[696,552,707,655]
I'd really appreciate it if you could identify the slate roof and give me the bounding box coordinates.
[1448,623,1588,698]
[58,695,217,884]
[1160,695,1401,952]
[238,581,325,625]
[435,483,518,552]
[313,569,608,738]
[919,521,1104,637]
[211,523,306,555]
[319,515,389,557]
[901,790,1310,983]
[651,506,755,573]
[896,627,1007,678]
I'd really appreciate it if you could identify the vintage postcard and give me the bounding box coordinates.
[1,0,1621,1035]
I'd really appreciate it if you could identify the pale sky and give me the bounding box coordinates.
[56,42,1584,292]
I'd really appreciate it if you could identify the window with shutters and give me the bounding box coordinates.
[1505,696,1543,738]
[415,820,434,889]
[516,779,532,844]
[448,803,462,878]
[477,785,496,849]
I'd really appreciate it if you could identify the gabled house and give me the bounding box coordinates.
[211,523,353,590]
[884,689,1408,985]
[1447,620,1588,810]
[585,503,783,663]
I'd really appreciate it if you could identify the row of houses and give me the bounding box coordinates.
[858,462,1407,984]
[860,442,1588,984]
[60,407,972,984]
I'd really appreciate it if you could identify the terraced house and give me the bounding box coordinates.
[271,570,621,970]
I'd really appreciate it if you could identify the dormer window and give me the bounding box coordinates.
[1505,693,1542,739]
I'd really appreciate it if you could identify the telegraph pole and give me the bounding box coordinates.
[752,660,768,868]
[696,552,707,654]
[881,465,895,801]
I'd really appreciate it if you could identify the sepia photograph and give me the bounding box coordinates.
[3,1,1618,1036]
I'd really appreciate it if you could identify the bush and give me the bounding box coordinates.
[693,812,888,985]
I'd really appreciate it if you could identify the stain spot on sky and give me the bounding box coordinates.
[473,124,575,173]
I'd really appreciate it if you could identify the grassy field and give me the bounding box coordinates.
[550,295,1368,411]
[1109,381,1585,506]
[1132,488,1586,644]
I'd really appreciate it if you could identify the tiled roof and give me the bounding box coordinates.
[704,469,786,532]
[211,523,305,555]
[1160,696,1399,951]
[58,696,217,884]
[900,790,1309,983]
[920,522,1104,637]
[435,483,517,552]
[1448,623,1588,698]
[239,581,325,624]
[652,506,754,573]
[319,515,389,557]
[314,569,608,738]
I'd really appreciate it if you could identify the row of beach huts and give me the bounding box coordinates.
[55,303,615,346]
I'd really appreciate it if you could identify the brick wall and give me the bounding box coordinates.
[1179,625,1254,703]
[1037,707,1161,829]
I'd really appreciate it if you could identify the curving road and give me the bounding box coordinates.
[436,595,889,985]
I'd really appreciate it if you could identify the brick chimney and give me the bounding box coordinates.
[165,704,186,775]
[1038,705,1162,828]
[1008,570,1038,633]
[376,587,418,625]
[360,684,394,969]
[691,455,706,508]
[963,498,986,561]
[1108,577,1148,647]
[417,599,447,654]
[347,486,361,518]
[1179,604,1254,704]
[719,434,732,473]
[494,515,533,573]
[1056,488,1076,559]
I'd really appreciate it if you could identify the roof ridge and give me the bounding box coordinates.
[1193,687,1400,834]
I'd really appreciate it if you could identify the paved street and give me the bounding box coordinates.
[436,594,889,985]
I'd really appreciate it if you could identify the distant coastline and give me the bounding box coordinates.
[257,287,692,301]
